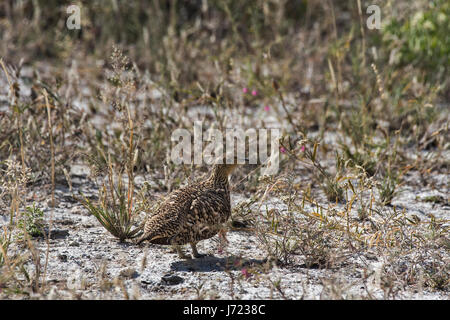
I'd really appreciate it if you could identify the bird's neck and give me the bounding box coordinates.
[207,165,230,188]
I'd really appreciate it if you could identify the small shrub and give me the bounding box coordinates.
[17,204,45,238]
[80,168,141,242]
[383,0,450,83]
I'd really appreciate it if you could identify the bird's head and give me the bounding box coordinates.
[210,154,247,184]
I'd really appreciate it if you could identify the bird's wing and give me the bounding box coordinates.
[141,188,194,242]
[186,187,231,230]
[139,186,230,244]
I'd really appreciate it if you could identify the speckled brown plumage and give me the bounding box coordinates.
[136,162,238,258]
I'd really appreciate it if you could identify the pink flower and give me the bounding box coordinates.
[241,268,251,279]
[264,105,270,111]
[301,145,305,152]
[242,88,249,94]
[251,90,258,96]
[280,147,287,153]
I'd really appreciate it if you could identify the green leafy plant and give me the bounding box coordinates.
[17,204,45,238]
[383,0,450,82]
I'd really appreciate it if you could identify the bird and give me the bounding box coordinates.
[136,157,243,259]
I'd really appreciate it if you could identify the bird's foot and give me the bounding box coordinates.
[190,243,206,258]
[173,245,192,259]
[178,253,192,259]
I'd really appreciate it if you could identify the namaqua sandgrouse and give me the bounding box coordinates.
[136,158,242,259]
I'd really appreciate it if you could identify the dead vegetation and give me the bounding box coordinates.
[0,0,449,299]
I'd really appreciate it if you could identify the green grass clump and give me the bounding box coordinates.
[80,153,142,242]
[81,186,141,242]
[17,204,45,238]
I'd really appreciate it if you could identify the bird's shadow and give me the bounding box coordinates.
[170,255,267,272]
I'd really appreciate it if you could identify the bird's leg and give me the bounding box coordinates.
[217,227,229,254]
[190,242,205,258]
[173,245,191,259]
[218,228,229,244]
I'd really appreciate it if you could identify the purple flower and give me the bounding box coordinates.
[243,87,249,94]
[241,268,251,279]
[264,105,270,111]
[251,90,258,96]
[280,147,287,154]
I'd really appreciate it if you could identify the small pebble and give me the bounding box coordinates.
[69,241,80,247]
[160,274,184,285]
[120,267,139,279]
[58,254,68,262]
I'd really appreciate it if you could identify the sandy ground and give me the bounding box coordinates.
[2,166,448,300]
